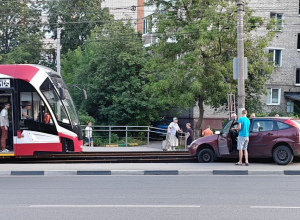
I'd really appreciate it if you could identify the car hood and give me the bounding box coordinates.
[194,134,218,144]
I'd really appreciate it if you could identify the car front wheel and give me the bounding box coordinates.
[273,145,293,165]
[198,148,215,163]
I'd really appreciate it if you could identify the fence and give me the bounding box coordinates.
[81,125,188,150]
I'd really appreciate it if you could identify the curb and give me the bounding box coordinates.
[1,170,300,176]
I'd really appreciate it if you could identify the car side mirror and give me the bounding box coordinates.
[215,131,220,135]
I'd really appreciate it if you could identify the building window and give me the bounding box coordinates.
[287,100,294,113]
[267,88,281,105]
[296,69,300,84]
[269,49,282,67]
[270,13,283,30]
[143,19,149,35]
[298,34,300,50]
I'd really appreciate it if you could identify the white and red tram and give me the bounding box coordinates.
[0,64,83,156]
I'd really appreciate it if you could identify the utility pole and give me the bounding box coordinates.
[237,0,245,118]
[56,16,62,75]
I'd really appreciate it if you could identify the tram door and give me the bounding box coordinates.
[0,93,14,153]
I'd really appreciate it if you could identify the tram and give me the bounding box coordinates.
[0,64,83,156]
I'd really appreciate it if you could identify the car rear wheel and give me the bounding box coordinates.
[273,145,293,165]
[198,148,215,163]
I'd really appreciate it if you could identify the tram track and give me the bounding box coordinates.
[0,151,197,163]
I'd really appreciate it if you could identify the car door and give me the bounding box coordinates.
[248,119,278,157]
[218,119,234,155]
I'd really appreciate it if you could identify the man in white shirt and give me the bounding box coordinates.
[84,121,94,147]
[1,103,11,152]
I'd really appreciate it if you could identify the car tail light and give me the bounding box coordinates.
[284,119,300,128]
[284,120,300,142]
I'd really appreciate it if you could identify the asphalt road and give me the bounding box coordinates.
[1,176,300,220]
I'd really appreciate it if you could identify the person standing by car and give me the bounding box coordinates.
[236,110,250,166]
[1,103,10,152]
[250,113,256,119]
[202,125,213,137]
[168,117,181,151]
[84,121,94,147]
[186,123,193,148]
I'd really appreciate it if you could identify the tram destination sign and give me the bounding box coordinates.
[0,79,10,88]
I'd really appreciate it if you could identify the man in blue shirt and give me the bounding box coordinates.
[236,110,250,166]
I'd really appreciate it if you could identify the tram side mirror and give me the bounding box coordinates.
[58,87,65,100]
[82,89,87,100]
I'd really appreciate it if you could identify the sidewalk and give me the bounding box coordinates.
[83,141,163,152]
[0,162,300,176]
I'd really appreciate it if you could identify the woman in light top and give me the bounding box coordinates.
[167,117,182,151]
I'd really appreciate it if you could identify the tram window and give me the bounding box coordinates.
[20,92,33,120]
[42,88,70,124]
[20,92,54,125]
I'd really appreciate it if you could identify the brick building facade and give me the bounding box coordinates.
[248,0,300,116]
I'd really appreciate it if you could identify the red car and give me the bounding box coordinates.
[189,117,300,165]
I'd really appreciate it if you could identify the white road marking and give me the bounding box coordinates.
[30,205,200,208]
[251,206,300,209]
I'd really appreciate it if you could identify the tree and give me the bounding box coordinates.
[62,21,160,125]
[46,0,112,55]
[145,0,274,136]
[0,0,43,64]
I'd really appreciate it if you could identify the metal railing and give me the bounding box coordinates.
[81,125,188,150]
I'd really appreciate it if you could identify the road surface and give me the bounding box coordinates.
[1,175,300,220]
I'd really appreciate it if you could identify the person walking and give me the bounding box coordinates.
[84,121,94,147]
[167,117,181,151]
[202,125,213,137]
[1,103,10,152]
[235,109,251,166]
[185,123,193,148]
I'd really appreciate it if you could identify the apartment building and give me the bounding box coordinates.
[248,0,300,116]
[103,0,146,33]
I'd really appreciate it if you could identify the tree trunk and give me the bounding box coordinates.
[194,98,204,138]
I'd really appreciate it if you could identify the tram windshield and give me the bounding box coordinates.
[41,77,80,126]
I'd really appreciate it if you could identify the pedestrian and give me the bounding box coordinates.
[185,123,193,148]
[235,109,251,166]
[231,113,237,121]
[250,113,256,119]
[230,113,239,152]
[202,125,213,137]
[167,117,182,151]
[1,103,10,152]
[84,121,94,147]
[230,113,239,131]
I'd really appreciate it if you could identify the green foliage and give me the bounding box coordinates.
[62,21,161,125]
[79,112,95,125]
[46,0,112,54]
[145,0,274,131]
[0,1,43,64]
